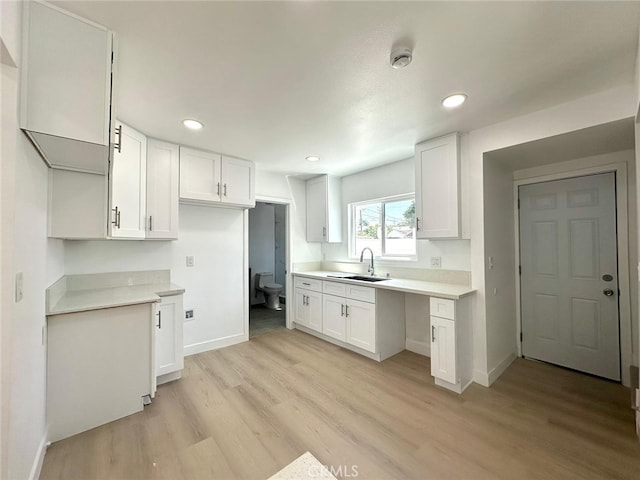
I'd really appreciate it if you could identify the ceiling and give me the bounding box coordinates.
[486,118,636,171]
[53,1,640,177]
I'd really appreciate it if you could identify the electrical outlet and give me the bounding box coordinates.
[15,272,23,302]
[185,309,195,321]
[186,256,195,267]
[430,256,441,268]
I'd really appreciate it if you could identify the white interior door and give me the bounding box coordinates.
[519,173,620,380]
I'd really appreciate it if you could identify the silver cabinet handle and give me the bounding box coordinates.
[114,125,122,153]
[345,305,349,317]
[341,304,344,316]
[149,216,153,232]
[432,325,436,342]
[217,182,220,196]
[302,282,311,286]
[322,226,326,237]
[111,206,119,228]
[156,310,162,329]
[416,218,420,231]
[224,184,227,197]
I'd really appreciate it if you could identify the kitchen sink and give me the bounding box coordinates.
[344,275,388,282]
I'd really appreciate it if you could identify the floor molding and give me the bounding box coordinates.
[28,429,48,480]
[405,339,430,357]
[488,352,517,386]
[184,333,247,356]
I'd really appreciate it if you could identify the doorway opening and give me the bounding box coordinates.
[248,201,288,337]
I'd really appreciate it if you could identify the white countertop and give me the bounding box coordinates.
[294,271,475,300]
[47,281,185,316]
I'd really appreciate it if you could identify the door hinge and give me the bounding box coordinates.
[520,332,523,342]
[519,265,522,275]
[517,199,520,209]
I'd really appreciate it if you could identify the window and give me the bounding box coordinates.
[350,195,416,258]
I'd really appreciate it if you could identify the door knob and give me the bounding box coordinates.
[603,289,615,297]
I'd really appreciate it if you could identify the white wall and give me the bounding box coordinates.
[249,202,276,304]
[469,84,637,385]
[2,32,66,480]
[65,205,247,355]
[255,170,321,265]
[482,158,517,374]
[322,158,472,271]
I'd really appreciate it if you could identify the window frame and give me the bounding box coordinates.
[348,193,417,260]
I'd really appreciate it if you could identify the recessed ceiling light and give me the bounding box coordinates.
[442,93,467,108]
[306,155,320,162]
[183,119,204,130]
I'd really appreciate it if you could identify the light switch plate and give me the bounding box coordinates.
[186,256,195,267]
[15,272,23,302]
[430,256,441,268]
[185,309,195,321]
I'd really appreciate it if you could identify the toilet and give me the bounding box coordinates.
[255,272,283,310]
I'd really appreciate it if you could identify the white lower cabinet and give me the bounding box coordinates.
[155,294,184,383]
[322,294,347,341]
[429,296,473,393]
[345,298,376,353]
[430,315,456,384]
[295,288,322,333]
[294,276,405,361]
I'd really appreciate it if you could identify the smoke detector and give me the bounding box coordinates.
[390,48,412,69]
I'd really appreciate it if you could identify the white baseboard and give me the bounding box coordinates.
[473,369,490,387]
[28,429,48,480]
[184,333,247,356]
[405,339,430,357]
[473,352,517,387]
[487,352,516,386]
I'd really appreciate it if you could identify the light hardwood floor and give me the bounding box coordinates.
[40,329,640,480]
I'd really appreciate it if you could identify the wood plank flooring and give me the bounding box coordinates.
[40,329,640,480]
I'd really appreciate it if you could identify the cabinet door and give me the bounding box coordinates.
[155,295,184,377]
[346,299,376,353]
[21,1,112,146]
[221,156,255,207]
[147,139,179,239]
[179,147,221,203]
[109,122,147,238]
[430,316,456,384]
[306,176,328,242]
[307,291,323,333]
[415,133,460,238]
[295,289,310,327]
[323,294,346,341]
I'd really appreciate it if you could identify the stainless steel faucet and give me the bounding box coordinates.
[359,247,375,276]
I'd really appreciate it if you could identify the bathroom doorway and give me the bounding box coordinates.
[248,201,288,337]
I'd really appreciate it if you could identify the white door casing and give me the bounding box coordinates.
[519,173,620,381]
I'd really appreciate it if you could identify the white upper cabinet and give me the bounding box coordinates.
[20,0,115,174]
[306,175,342,243]
[109,122,147,239]
[415,133,460,239]
[179,147,222,203]
[179,148,255,208]
[147,139,179,239]
[221,156,254,207]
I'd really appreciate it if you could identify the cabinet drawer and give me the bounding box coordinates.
[430,297,455,320]
[323,281,346,297]
[346,285,376,303]
[294,276,322,292]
